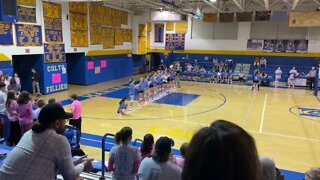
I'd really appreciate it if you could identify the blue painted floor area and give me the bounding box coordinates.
[154,92,199,106]
[280,169,304,180]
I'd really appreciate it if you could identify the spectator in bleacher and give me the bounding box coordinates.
[254,57,260,68]
[307,67,316,90]
[13,73,20,86]
[175,142,189,169]
[48,98,56,104]
[260,57,267,68]
[69,94,82,133]
[228,71,233,84]
[239,71,245,83]
[288,66,298,88]
[0,82,7,115]
[3,74,10,91]
[305,167,320,180]
[182,120,260,180]
[32,98,45,121]
[186,63,192,73]
[7,78,20,95]
[0,103,93,179]
[17,91,33,134]
[140,133,154,161]
[259,156,277,180]
[275,67,282,87]
[114,131,121,145]
[138,136,182,180]
[108,127,141,180]
[5,90,21,146]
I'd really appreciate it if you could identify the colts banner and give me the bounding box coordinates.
[44,43,66,63]
[154,23,164,43]
[165,33,185,50]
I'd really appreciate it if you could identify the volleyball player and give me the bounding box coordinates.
[228,71,233,84]
[144,75,150,103]
[117,97,127,116]
[288,67,298,88]
[252,69,260,91]
[274,67,282,87]
[137,78,145,108]
[128,79,135,111]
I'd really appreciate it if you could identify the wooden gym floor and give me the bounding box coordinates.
[44,76,320,173]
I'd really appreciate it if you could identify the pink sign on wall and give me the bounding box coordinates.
[88,61,94,70]
[52,74,61,84]
[95,67,101,74]
[101,60,107,68]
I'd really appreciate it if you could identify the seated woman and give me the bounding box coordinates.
[140,134,154,161]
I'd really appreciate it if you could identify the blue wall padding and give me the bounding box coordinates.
[67,54,133,86]
[66,53,87,85]
[172,53,318,66]
[132,55,146,69]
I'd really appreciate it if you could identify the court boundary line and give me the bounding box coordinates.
[242,94,256,128]
[259,93,268,133]
[250,130,320,142]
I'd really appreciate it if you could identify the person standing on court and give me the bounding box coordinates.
[69,94,82,133]
[31,68,40,95]
[0,82,7,115]
[307,67,316,90]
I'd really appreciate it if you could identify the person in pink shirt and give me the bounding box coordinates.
[6,90,21,146]
[17,91,33,134]
[69,94,82,132]
[175,142,189,169]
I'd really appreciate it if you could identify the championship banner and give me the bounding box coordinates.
[15,24,42,46]
[203,13,218,23]
[166,22,174,31]
[0,22,13,45]
[274,40,286,52]
[165,33,185,50]
[154,23,164,43]
[295,40,308,53]
[17,0,36,7]
[89,3,102,25]
[262,40,275,52]
[102,6,113,26]
[18,6,36,23]
[219,13,234,23]
[247,39,263,51]
[70,12,88,31]
[71,30,88,47]
[236,12,252,22]
[44,43,66,63]
[114,28,124,45]
[289,11,320,27]
[90,25,102,45]
[255,11,271,21]
[43,2,63,43]
[69,2,87,14]
[102,27,114,49]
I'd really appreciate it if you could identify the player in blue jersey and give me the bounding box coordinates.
[252,69,260,91]
[137,78,145,108]
[128,78,135,111]
[144,75,150,103]
[117,97,127,116]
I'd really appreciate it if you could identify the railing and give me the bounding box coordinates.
[100,133,115,180]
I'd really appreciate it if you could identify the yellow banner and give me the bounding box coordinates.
[69,2,87,14]
[102,6,113,26]
[289,11,320,27]
[203,13,218,23]
[138,37,147,54]
[71,30,88,47]
[112,9,122,27]
[90,25,102,45]
[114,28,124,45]
[166,22,174,31]
[89,3,102,25]
[175,22,188,34]
[103,38,115,49]
[17,0,36,7]
[70,13,88,31]
[102,27,114,38]
[139,24,147,37]
[43,2,61,19]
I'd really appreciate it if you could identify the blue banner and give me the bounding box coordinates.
[15,24,42,46]
[43,63,68,94]
[0,23,13,45]
[165,33,185,50]
[154,23,164,43]
[44,43,66,63]
[44,18,63,42]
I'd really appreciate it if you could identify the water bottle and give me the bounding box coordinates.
[72,129,77,146]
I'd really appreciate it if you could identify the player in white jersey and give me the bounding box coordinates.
[274,67,282,87]
[288,67,298,88]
